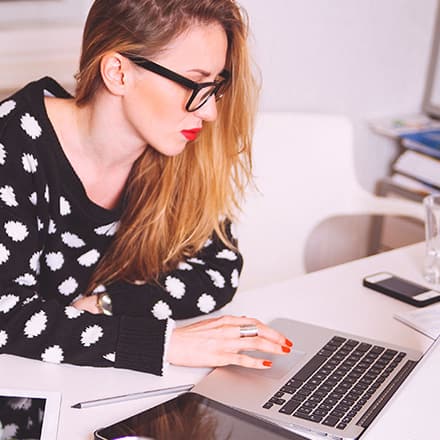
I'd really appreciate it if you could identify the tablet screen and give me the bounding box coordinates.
[94,392,306,440]
[0,388,60,440]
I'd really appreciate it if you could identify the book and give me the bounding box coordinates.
[394,302,440,339]
[400,129,440,159]
[392,150,440,189]
[389,173,434,196]
[369,113,440,138]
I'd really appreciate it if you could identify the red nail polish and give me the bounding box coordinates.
[263,360,272,367]
[282,346,291,353]
[285,338,293,347]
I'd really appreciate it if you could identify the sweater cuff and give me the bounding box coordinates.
[106,282,163,317]
[115,316,167,375]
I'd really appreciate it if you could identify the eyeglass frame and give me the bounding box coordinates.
[119,52,231,112]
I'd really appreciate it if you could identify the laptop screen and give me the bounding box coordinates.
[423,2,440,119]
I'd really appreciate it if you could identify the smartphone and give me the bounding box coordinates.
[363,272,440,307]
[94,392,306,440]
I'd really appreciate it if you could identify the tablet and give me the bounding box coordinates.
[0,388,61,440]
[94,391,306,440]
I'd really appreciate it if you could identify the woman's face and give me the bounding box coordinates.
[122,23,228,156]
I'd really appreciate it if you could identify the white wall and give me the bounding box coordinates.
[1,0,437,191]
[239,0,437,190]
[0,0,92,92]
[0,0,88,25]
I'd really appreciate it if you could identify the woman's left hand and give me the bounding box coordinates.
[72,295,100,314]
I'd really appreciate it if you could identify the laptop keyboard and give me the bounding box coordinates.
[262,336,406,430]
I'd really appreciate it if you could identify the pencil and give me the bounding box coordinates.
[71,383,194,409]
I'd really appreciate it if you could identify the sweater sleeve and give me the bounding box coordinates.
[107,221,243,320]
[0,94,168,375]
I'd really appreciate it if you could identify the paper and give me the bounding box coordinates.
[394,302,440,339]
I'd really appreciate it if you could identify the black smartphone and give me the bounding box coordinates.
[363,272,440,307]
[94,392,306,440]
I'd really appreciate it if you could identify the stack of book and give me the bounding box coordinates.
[370,114,440,196]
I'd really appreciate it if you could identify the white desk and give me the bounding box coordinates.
[0,243,435,439]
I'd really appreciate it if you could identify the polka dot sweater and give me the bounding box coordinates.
[0,77,243,375]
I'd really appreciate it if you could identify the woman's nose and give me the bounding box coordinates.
[194,95,218,122]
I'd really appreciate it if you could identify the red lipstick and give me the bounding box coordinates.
[181,128,201,141]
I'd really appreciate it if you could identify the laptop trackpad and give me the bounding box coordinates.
[246,349,306,380]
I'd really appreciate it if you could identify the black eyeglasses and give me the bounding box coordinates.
[120,52,231,112]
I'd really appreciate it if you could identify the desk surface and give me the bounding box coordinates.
[0,242,435,439]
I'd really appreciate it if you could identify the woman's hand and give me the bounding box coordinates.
[72,295,100,314]
[166,315,293,369]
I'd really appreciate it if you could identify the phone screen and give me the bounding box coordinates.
[94,392,305,440]
[376,276,427,298]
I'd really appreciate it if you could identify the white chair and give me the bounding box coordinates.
[237,112,425,291]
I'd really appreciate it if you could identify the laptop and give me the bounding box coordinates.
[193,317,434,440]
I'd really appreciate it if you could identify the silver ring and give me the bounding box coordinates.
[239,324,259,338]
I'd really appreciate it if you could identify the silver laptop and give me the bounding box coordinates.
[193,318,432,440]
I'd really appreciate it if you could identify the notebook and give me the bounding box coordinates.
[193,317,429,440]
[394,301,440,339]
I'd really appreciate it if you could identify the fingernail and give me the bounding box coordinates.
[282,346,291,353]
[285,338,293,347]
[262,360,272,367]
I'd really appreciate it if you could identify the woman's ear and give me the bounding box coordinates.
[100,52,129,96]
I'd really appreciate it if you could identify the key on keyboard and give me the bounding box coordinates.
[262,336,407,430]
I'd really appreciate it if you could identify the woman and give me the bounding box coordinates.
[0,0,292,376]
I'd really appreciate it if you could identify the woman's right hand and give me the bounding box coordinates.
[166,315,293,369]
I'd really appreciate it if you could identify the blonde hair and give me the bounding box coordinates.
[75,0,259,289]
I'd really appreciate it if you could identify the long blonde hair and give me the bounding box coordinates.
[75,0,259,289]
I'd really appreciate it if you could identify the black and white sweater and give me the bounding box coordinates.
[0,77,242,375]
